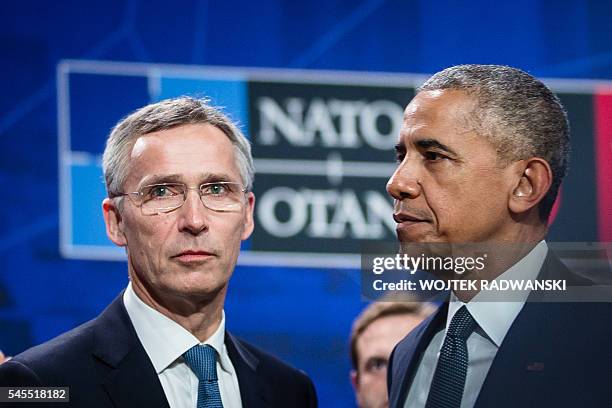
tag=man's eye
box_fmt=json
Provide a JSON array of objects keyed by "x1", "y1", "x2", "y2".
[
  {"x1": 395, "y1": 154, "x2": 405, "y2": 163},
  {"x1": 147, "y1": 185, "x2": 179, "y2": 199},
  {"x1": 424, "y1": 151, "x2": 446, "y2": 161},
  {"x1": 203, "y1": 183, "x2": 228, "y2": 196},
  {"x1": 152, "y1": 186, "x2": 168, "y2": 197},
  {"x1": 365, "y1": 357, "x2": 388, "y2": 373}
]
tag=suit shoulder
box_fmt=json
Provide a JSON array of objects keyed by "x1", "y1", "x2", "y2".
[
  {"x1": 0, "y1": 359, "x2": 42, "y2": 385},
  {"x1": 231, "y1": 337, "x2": 317, "y2": 407},
  {"x1": 235, "y1": 337, "x2": 312, "y2": 381},
  {"x1": 0, "y1": 318, "x2": 97, "y2": 385}
]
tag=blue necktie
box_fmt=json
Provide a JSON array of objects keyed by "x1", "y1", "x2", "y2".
[
  {"x1": 425, "y1": 306, "x2": 477, "y2": 408},
  {"x1": 183, "y1": 345, "x2": 224, "y2": 408}
]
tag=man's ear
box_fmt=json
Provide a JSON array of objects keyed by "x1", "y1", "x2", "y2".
[
  {"x1": 241, "y1": 192, "x2": 255, "y2": 241},
  {"x1": 350, "y1": 369, "x2": 359, "y2": 392},
  {"x1": 508, "y1": 158, "x2": 552, "y2": 215},
  {"x1": 102, "y1": 198, "x2": 127, "y2": 246}
]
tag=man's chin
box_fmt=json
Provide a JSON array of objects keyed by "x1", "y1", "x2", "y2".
[
  {"x1": 396, "y1": 232, "x2": 455, "y2": 250},
  {"x1": 397, "y1": 231, "x2": 418, "y2": 243},
  {"x1": 156, "y1": 271, "x2": 230, "y2": 298},
  {"x1": 165, "y1": 282, "x2": 227, "y2": 303},
  {"x1": 396, "y1": 230, "x2": 438, "y2": 244}
]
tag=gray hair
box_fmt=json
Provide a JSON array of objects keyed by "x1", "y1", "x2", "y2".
[
  {"x1": 418, "y1": 64, "x2": 570, "y2": 221},
  {"x1": 102, "y1": 96, "x2": 254, "y2": 197}
]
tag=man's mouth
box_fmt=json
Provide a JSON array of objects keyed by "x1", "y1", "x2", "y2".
[
  {"x1": 393, "y1": 212, "x2": 431, "y2": 232},
  {"x1": 171, "y1": 250, "x2": 215, "y2": 263},
  {"x1": 393, "y1": 212, "x2": 429, "y2": 223}
]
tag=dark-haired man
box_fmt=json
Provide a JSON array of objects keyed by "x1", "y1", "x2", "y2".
[{"x1": 386, "y1": 65, "x2": 612, "y2": 408}]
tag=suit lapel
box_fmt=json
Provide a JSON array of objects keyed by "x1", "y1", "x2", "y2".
[
  {"x1": 92, "y1": 294, "x2": 170, "y2": 408},
  {"x1": 101, "y1": 347, "x2": 171, "y2": 408},
  {"x1": 474, "y1": 252, "x2": 581, "y2": 408},
  {"x1": 473, "y1": 300, "x2": 550, "y2": 408},
  {"x1": 389, "y1": 302, "x2": 447, "y2": 408},
  {"x1": 225, "y1": 332, "x2": 270, "y2": 407}
]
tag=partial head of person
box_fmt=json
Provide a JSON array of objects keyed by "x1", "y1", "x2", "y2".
[
  {"x1": 387, "y1": 64, "x2": 570, "y2": 245},
  {"x1": 350, "y1": 300, "x2": 434, "y2": 408},
  {"x1": 101, "y1": 96, "x2": 255, "y2": 314},
  {"x1": 0, "y1": 350, "x2": 9, "y2": 364}
]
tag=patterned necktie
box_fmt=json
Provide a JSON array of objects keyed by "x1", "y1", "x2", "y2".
[
  {"x1": 183, "y1": 345, "x2": 224, "y2": 408},
  {"x1": 425, "y1": 306, "x2": 477, "y2": 408}
]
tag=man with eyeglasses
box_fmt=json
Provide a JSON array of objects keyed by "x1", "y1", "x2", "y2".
[{"x1": 0, "y1": 97, "x2": 318, "y2": 408}]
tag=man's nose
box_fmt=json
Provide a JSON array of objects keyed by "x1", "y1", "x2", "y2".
[
  {"x1": 177, "y1": 189, "x2": 209, "y2": 235},
  {"x1": 386, "y1": 160, "x2": 422, "y2": 200}
]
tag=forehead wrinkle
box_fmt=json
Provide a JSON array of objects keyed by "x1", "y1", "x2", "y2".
[
  {"x1": 409, "y1": 89, "x2": 479, "y2": 131},
  {"x1": 138, "y1": 172, "x2": 237, "y2": 187},
  {"x1": 138, "y1": 173, "x2": 182, "y2": 187},
  {"x1": 398, "y1": 121, "x2": 429, "y2": 150},
  {"x1": 400, "y1": 97, "x2": 481, "y2": 154},
  {"x1": 125, "y1": 128, "x2": 241, "y2": 190}
]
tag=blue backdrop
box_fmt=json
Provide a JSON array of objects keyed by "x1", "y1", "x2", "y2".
[{"x1": 2, "y1": 1, "x2": 612, "y2": 406}]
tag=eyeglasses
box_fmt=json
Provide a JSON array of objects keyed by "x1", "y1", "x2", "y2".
[{"x1": 114, "y1": 182, "x2": 247, "y2": 215}]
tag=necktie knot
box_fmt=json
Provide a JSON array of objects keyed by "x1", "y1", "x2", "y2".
[
  {"x1": 183, "y1": 344, "x2": 218, "y2": 382},
  {"x1": 447, "y1": 306, "x2": 476, "y2": 340}
]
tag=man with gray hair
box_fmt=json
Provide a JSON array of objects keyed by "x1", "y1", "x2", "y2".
[
  {"x1": 386, "y1": 65, "x2": 612, "y2": 407},
  {"x1": 0, "y1": 97, "x2": 318, "y2": 408}
]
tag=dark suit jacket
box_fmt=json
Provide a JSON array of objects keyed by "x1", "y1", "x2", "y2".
[
  {"x1": 388, "y1": 252, "x2": 612, "y2": 408},
  {"x1": 0, "y1": 293, "x2": 317, "y2": 408}
]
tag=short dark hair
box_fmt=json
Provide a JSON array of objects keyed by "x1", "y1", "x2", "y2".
[{"x1": 418, "y1": 64, "x2": 570, "y2": 221}]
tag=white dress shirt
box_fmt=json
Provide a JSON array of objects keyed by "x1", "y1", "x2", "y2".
[
  {"x1": 123, "y1": 283, "x2": 243, "y2": 408},
  {"x1": 404, "y1": 241, "x2": 548, "y2": 408}
]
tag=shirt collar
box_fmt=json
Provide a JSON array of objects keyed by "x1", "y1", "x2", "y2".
[
  {"x1": 123, "y1": 282, "x2": 234, "y2": 375},
  {"x1": 447, "y1": 240, "x2": 548, "y2": 347}
]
